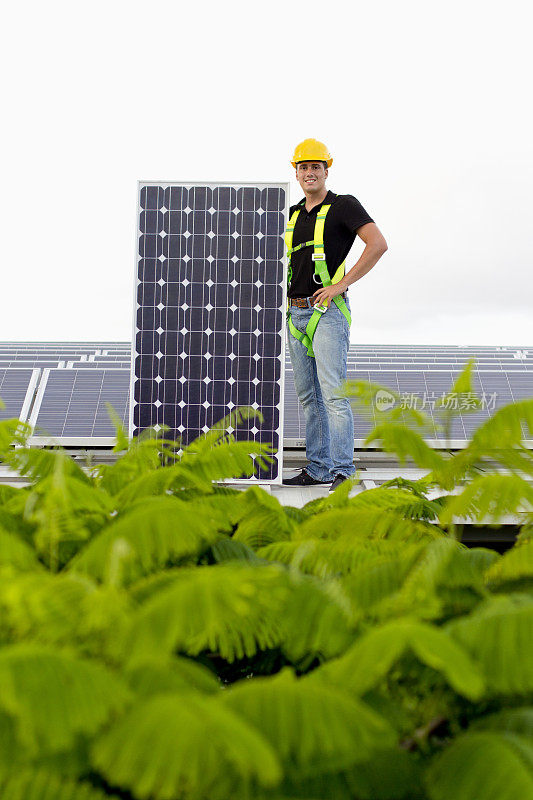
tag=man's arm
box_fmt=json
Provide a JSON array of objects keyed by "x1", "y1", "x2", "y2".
[{"x1": 311, "y1": 222, "x2": 388, "y2": 306}]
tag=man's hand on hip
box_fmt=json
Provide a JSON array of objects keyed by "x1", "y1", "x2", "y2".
[{"x1": 311, "y1": 284, "x2": 346, "y2": 308}]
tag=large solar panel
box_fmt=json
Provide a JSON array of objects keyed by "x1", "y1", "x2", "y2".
[{"x1": 131, "y1": 183, "x2": 289, "y2": 482}]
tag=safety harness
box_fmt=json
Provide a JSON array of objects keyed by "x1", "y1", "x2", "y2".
[{"x1": 284, "y1": 199, "x2": 351, "y2": 357}]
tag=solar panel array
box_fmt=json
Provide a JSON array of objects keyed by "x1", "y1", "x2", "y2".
[
  {"x1": 131, "y1": 183, "x2": 288, "y2": 481},
  {"x1": 0, "y1": 343, "x2": 532, "y2": 448}
]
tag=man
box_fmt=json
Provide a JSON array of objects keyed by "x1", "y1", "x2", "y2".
[{"x1": 282, "y1": 138, "x2": 388, "y2": 491}]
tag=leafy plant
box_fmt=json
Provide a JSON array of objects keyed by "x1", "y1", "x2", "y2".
[{"x1": 0, "y1": 360, "x2": 532, "y2": 799}]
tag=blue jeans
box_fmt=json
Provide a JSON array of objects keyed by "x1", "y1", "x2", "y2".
[{"x1": 287, "y1": 296, "x2": 355, "y2": 481}]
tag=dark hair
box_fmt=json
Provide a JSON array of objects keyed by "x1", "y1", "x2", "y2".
[{"x1": 296, "y1": 161, "x2": 328, "y2": 169}]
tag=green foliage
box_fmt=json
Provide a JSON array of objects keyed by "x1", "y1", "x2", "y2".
[
  {"x1": 0, "y1": 644, "x2": 130, "y2": 754},
  {"x1": 426, "y1": 732, "x2": 533, "y2": 800},
  {"x1": 68, "y1": 496, "x2": 224, "y2": 585},
  {"x1": 92, "y1": 692, "x2": 281, "y2": 800},
  {"x1": 447, "y1": 594, "x2": 533, "y2": 695},
  {"x1": 0, "y1": 364, "x2": 532, "y2": 798},
  {"x1": 119, "y1": 562, "x2": 291, "y2": 663},
  {"x1": 318, "y1": 618, "x2": 485, "y2": 700},
  {"x1": 221, "y1": 668, "x2": 396, "y2": 777}
]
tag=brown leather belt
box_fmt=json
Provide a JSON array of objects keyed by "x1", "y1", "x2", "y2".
[{"x1": 288, "y1": 293, "x2": 345, "y2": 308}]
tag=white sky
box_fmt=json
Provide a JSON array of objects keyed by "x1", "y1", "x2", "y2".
[{"x1": 2, "y1": 0, "x2": 532, "y2": 346}]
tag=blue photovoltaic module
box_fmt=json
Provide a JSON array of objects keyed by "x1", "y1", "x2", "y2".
[{"x1": 130, "y1": 182, "x2": 289, "y2": 482}]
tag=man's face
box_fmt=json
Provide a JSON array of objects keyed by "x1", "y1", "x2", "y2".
[{"x1": 296, "y1": 161, "x2": 328, "y2": 194}]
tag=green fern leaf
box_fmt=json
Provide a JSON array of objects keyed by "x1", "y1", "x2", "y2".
[
  {"x1": 221, "y1": 668, "x2": 395, "y2": 778},
  {"x1": 269, "y1": 747, "x2": 425, "y2": 800},
  {"x1": 91, "y1": 691, "x2": 281, "y2": 800},
  {"x1": 104, "y1": 400, "x2": 130, "y2": 453},
  {"x1": 485, "y1": 540, "x2": 533, "y2": 588},
  {"x1": 209, "y1": 538, "x2": 266, "y2": 564},
  {"x1": 125, "y1": 655, "x2": 220, "y2": 696},
  {"x1": 95, "y1": 438, "x2": 163, "y2": 496},
  {"x1": 111, "y1": 462, "x2": 213, "y2": 507},
  {"x1": 69, "y1": 497, "x2": 222, "y2": 585},
  {"x1": 465, "y1": 546, "x2": 500, "y2": 574},
  {"x1": 381, "y1": 474, "x2": 437, "y2": 498},
  {"x1": 0, "y1": 418, "x2": 32, "y2": 455},
  {"x1": 0, "y1": 499, "x2": 36, "y2": 546},
  {"x1": 121, "y1": 563, "x2": 290, "y2": 662},
  {"x1": 0, "y1": 485, "x2": 21, "y2": 504},
  {"x1": 73, "y1": 584, "x2": 134, "y2": 662},
  {"x1": 3, "y1": 447, "x2": 91, "y2": 486},
  {"x1": 0, "y1": 572, "x2": 133, "y2": 662},
  {"x1": 471, "y1": 397, "x2": 533, "y2": 449},
  {"x1": 0, "y1": 572, "x2": 94, "y2": 644},
  {"x1": 446, "y1": 594, "x2": 533, "y2": 694},
  {"x1": 319, "y1": 619, "x2": 484, "y2": 700},
  {"x1": 259, "y1": 538, "x2": 420, "y2": 582},
  {"x1": 390, "y1": 537, "x2": 488, "y2": 619},
  {"x1": 233, "y1": 487, "x2": 296, "y2": 548},
  {"x1": 439, "y1": 474, "x2": 533, "y2": 524},
  {"x1": 294, "y1": 506, "x2": 439, "y2": 544},
  {"x1": 0, "y1": 528, "x2": 42, "y2": 572},
  {"x1": 128, "y1": 568, "x2": 188, "y2": 604},
  {"x1": 279, "y1": 576, "x2": 354, "y2": 662},
  {"x1": 473, "y1": 707, "x2": 533, "y2": 736},
  {"x1": 0, "y1": 644, "x2": 130, "y2": 754},
  {"x1": 434, "y1": 358, "x2": 482, "y2": 444},
  {"x1": 23, "y1": 462, "x2": 106, "y2": 570},
  {"x1": 0, "y1": 768, "x2": 118, "y2": 800},
  {"x1": 426, "y1": 731, "x2": 533, "y2": 800},
  {"x1": 348, "y1": 486, "x2": 441, "y2": 521},
  {"x1": 341, "y1": 543, "x2": 426, "y2": 614},
  {"x1": 364, "y1": 423, "x2": 445, "y2": 470},
  {"x1": 172, "y1": 407, "x2": 262, "y2": 456},
  {"x1": 179, "y1": 438, "x2": 275, "y2": 483},
  {"x1": 476, "y1": 446, "x2": 533, "y2": 477}
]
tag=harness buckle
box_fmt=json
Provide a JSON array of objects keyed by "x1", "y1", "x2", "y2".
[
  {"x1": 314, "y1": 304, "x2": 328, "y2": 314},
  {"x1": 312, "y1": 253, "x2": 325, "y2": 261}
]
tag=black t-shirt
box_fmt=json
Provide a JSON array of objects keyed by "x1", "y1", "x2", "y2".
[{"x1": 287, "y1": 189, "x2": 374, "y2": 298}]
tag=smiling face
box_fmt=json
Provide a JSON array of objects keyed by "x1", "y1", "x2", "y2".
[{"x1": 295, "y1": 161, "x2": 328, "y2": 195}]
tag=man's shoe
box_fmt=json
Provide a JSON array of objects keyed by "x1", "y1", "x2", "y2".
[
  {"x1": 329, "y1": 474, "x2": 350, "y2": 492},
  {"x1": 282, "y1": 469, "x2": 332, "y2": 487}
]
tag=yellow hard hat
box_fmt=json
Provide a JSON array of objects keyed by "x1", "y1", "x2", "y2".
[{"x1": 291, "y1": 138, "x2": 333, "y2": 168}]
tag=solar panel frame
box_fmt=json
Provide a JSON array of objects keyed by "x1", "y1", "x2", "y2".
[{"x1": 129, "y1": 181, "x2": 289, "y2": 483}]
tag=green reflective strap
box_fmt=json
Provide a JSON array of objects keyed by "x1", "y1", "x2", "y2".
[
  {"x1": 287, "y1": 239, "x2": 315, "y2": 260},
  {"x1": 332, "y1": 295, "x2": 351, "y2": 325},
  {"x1": 313, "y1": 260, "x2": 331, "y2": 286},
  {"x1": 284, "y1": 209, "x2": 301, "y2": 254},
  {"x1": 287, "y1": 311, "x2": 314, "y2": 356},
  {"x1": 313, "y1": 205, "x2": 331, "y2": 285},
  {"x1": 287, "y1": 307, "x2": 328, "y2": 358},
  {"x1": 304, "y1": 310, "x2": 323, "y2": 356},
  {"x1": 285, "y1": 209, "x2": 300, "y2": 291}
]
